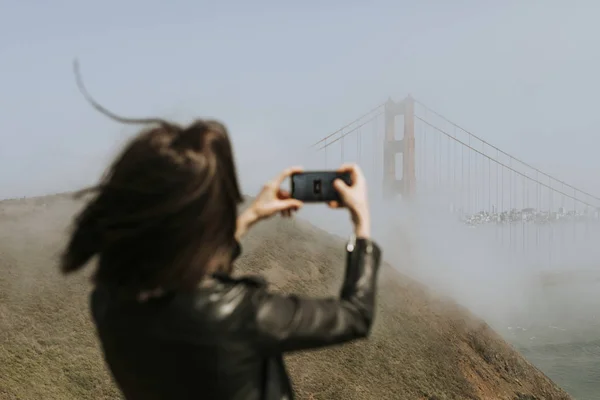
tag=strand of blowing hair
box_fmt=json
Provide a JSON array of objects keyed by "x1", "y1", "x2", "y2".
[{"x1": 61, "y1": 60, "x2": 243, "y2": 294}]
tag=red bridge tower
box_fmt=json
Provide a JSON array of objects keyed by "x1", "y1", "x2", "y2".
[{"x1": 383, "y1": 95, "x2": 416, "y2": 200}]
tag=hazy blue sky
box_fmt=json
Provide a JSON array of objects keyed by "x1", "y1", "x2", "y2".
[{"x1": 1, "y1": 0, "x2": 599, "y2": 199}]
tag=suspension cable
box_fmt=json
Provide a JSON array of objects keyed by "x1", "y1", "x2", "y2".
[
  {"x1": 415, "y1": 116, "x2": 598, "y2": 209},
  {"x1": 310, "y1": 103, "x2": 385, "y2": 148},
  {"x1": 316, "y1": 111, "x2": 384, "y2": 151},
  {"x1": 413, "y1": 98, "x2": 600, "y2": 202}
]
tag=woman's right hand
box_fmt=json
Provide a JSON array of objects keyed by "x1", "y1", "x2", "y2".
[
  {"x1": 329, "y1": 163, "x2": 371, "y2": 239},
  {"x1": 236, "y1": 167, "x2": 304, "y2": 241}
]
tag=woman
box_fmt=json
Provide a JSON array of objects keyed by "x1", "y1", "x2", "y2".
[{"x1": 61, "y1": 73, "x2": 382, "y2": 400}]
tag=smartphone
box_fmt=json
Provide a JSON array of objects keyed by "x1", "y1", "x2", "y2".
[{"x1": 290, "y1": 171, "x2": 352, "y2": 203}]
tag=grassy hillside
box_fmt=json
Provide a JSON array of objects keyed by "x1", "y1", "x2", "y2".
[{"x1": 0, "y1": 195, "x2": 571, "y2": 399}]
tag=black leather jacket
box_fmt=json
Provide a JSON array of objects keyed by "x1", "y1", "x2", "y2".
[{"x1": 91, "y1": 238, "x2": 381, "y2": 400}]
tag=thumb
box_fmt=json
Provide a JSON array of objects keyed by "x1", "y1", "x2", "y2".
[{"x1": 333, "y1": 179, "x2": 350, "y2": 196}]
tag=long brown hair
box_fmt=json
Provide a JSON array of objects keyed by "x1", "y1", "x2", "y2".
[{"x1": 61, "y1": 61, "x2": 243, "y2": 292}]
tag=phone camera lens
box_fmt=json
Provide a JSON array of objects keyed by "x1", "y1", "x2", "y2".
[{"x1": 313, "y1": 179, "x2": 322, "y2": 195}]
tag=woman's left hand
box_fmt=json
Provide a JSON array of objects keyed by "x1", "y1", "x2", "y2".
[{"x1": 236, "y1": 167, "x2": 304, "y2": 240}]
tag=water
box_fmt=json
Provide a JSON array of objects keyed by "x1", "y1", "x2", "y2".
[
  {"x1": 518, "y1": 340, "x2": 600, "y2": 399},
  {"x1": 500, "y1": 281, "x2": 600, "y2": 400}
]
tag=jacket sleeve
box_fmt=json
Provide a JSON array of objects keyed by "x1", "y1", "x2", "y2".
[{"x1": 248, "y1": 238, "x2": 382, "y2": 354}]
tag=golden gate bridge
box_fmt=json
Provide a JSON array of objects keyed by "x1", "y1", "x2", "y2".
[{"x1": 309, "y1": 96, "x2": 600, "y2": 272}]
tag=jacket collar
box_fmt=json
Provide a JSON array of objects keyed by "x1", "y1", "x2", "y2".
[{"x1": 211, "y1": 272, "x2": 267, "y2": 288}]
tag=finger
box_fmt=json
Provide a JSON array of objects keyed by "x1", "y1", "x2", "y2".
[
  {"x1": 271, "y1": 166, "x2": 304, "y2": 188},
  {"x1": 277, "y1": 189, "x2": 291, "y2": 200},
  {"x1": 337, "y1": 162, "x2": 355, "y2": 172},
  {"x1": 328, "y1": 200, "x2": 340, "y2": 209},
  {"x1": 276, "y1": 198, "x2": 303, "y2": 212},
  {"x1": 333, "y1": 178, "x2": 350, "y2": 193},
  {"x1": 333, "y1": 179, "x2": 353, "y2": 205},
  {"x1": 337, "y1": 163, "x2": 363, "y2": 187}
]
